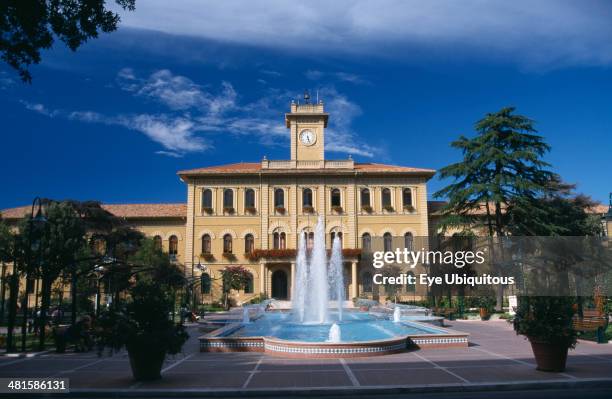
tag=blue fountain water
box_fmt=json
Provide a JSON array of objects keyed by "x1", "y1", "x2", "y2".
[{"x1": 226, "y1": 311, "x2": 446, "y2": 343}]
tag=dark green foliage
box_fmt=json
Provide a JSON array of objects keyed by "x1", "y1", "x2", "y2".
[
  {"x1": 513, "y1": 296, "x2": 577, "y2": 348},
  {"x1": 95, "y1": 281, "x2": 188, "y2": 356},
  {"x1": 434, "y1": 106, "x2": 555, "y2": 236},
  {"x1": 1, "y1": 0, "x2": 135, "y2": 82}
]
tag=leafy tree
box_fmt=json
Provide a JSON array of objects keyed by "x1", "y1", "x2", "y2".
[
  {"x1": 220, "y1": 266, "x2": 250, "y2": 309},
  {"x1": 434, "y1": 107, "x2": 556, "y2": 309},
  {"x1": 0, "y1": 219, "x2": 12, "y2": 323},
  {"x1": 1, "y1": 0, "x2": 135, "y2": 82},
  {"x1": 435, "y1": 106, "x2": 555, "y2": 237},
  {"x1": 36, "y1": 202, "x2": 87, "y2": 349}
]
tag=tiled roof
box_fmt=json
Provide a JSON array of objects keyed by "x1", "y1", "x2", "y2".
[
  {"x1": 177, "y1": 162, "x2": 436, "y2": 175},
  {"x1": 428, "y1": 201, "x2": 609, "y2": 216},
  {"x1": 178, "y1": 162, "x2": 261, "y2": 175},
  {"x1": 1, "y1": 203, "x2": 187, "y2": 220},
  {"x1": 354, "y1": 163, "x2": 435, "y2": 173}
]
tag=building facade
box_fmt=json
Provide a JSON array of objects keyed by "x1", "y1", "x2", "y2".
[
  {"x1": 4, "y1": 101, "x2": 609, "y2": 307},
  {"x1": 177, "y1": 101, "x2": 435, "y2": 304}
]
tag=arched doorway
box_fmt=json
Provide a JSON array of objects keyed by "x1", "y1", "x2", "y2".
[{"x1": 271, "y1": 270, "x2": 288, "y2": 299}]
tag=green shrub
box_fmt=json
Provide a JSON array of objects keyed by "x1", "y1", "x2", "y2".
[{"x1": 513, "y1": 296, "x2": 577, "y2": 348}]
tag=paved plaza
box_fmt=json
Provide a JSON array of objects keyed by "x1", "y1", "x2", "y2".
[{"x1": 0, "y1": 320, "x2": 611, "y2": 396}]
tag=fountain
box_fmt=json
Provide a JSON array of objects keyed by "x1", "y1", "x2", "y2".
[
  {"x1": 199, "y1": 216, "x2": 468, "y2": 358},
  {"x1": 328, "y1": 235, "x2": 345, "y2": 322},
  {"x1": 328, "y1": 323, "x2": 341, "y2": 343},
  {"x1": 305, "y1": 216, "x2": 329, "y2": 323},
  {"x1": 293, "y1": 233, "x2": 308, "y2": 322},
  {"x1": 393, "y1": 306, "x2": 401, "y2": 323}
]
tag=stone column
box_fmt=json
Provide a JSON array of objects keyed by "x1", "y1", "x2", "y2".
[
  {"x1": 351, "y1": 261, "x2": 358, "y2": 299},
  {"x1": 260, "y1": 262, "x2": 265, "y2": 295}
]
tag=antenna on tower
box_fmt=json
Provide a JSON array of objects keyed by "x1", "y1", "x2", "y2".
[
  {"x1": 304, "y1": 90, "x2": 311, "y2": 104},
  {"x1": 316, "y1": 89, "x2": 319, "y2": 104}
]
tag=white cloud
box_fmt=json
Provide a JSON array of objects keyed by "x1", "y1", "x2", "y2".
[
  {"x1": 305, "y1": 70, "x2": 368, "y2": 85},
  {"x1": 22, "y1": 69, "x2": 377, "y2": 158},
  {"x1": 113, "y1": 0, "x2": 612, "y2": 68},
  {"x1": 117, "y1": 68, "x2": 237, "y2": 113}
]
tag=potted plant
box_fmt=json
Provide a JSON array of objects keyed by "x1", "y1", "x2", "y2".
[
  {"x1": 383, "y1": 205, "x2": 394, "y2": 212},
  {"x1": 361, "y1": 205, "x2": 373, "y2": 213},
  {"x1": 303, "y1": 205, "x2": 315, "y2": 214},
  {"x1": 202, "y1": 206, "x2": 213, "y2": 215},
  {"x1": 201, "y1": 253, "x2": 214, "y2": 261},
  {"x1": 332, "y1": 205, "x2": 343, "y2": 213},
  {"x1": 95, "y1": 282, "x2": 189, "y2": 381},
  {"x1": 478, "y1": 296, "x2": 495, "y2": 320},
  {"x1": 513, "y1": 296, "x2": 577, "y2": 372},
  {"x1": 403, "y1": 204, "x2": 415, "y2": 212},
  {"x1": 222, "y1": 252, "x2": 236, "y2": 260},
  {"x1": 223, "y1": 206, "x2": 235, "y2": 214},
  {"x1": 275, "y1": 206, "x2": 286, "y2": 214},
  {"x1": 245, "y1": 206, "x2": 257, "y2": 214}
]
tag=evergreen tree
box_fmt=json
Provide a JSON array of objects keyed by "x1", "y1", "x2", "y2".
[
  {"x1": 435, "y1": 106, "x2": 555, "y2": 237},
  {"x1": 434, "y1": 107, "x2": 556, "y2": 309}
]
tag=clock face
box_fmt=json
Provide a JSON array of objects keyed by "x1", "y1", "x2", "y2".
[{"x1": 299, "y1": 129, "x2": 316, "y2": 146}]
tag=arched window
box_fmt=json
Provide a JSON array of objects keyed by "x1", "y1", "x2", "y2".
[
  {"x1": 201, "y1": 273, "x2": 211, "y2": 294},
  {"x1": 274, "y1": 188, "x2": 284, "y2": 208},
  {"x1": 223, "y1": 189, "x2": 234, "y2": 208},
  {"x1": 244, "y1": 234, "x2": 254, "y2": 254},
  {"x1": 331, "y1": 188, "x2": 341, "y2": 207},
  {"x1": 153, "y1": 235, "x2": 162, "y2": 251},
  {"x1": 201, "y1": 234, "x2": 211, "y2": 254},
  {"x1": 405, "y1": 271, "x2": 415, "y2": 293},
  {"x1": 363, "y1": 272, "x2": 373, "y2": 293},
  {"x1": 361, "y1": 188, "x2": 370, "y2": 207},
  {"x1": 403, "y1": 188, "x2": 413, "y2": 208},
  {"x1": 383, "y1": 232, "x2": 393, "y2": 252},
  {"x1": 302, "y1": 188, "x2": 313, "y2": 207},
  {"x1": 361, "y1": 233, "x2": 371, "y2": 252},
  {"x1": 245, "y1": 188, "x2": 255, "y2": 209},
  {"x1": 382, "y1": 188, "x2": 392, "y2": 208},
  {"x1": 169, "y1": 235, "x2": 178, "y2": 257},
  {"x1": 273, "y1": 231, "x2": 286, "y2": 249},
  {"x1": 244, "y1": 273, "x2": 254, "y2": 294},
  {"x1": 306, "y1": 231, "x2": 314, "y2": 250},
  {"x1": 202, "y1": 189, "x2": 212, "y2": 209},
  {"x1": 223, "y1": 234, "x2": 233, "y2": 254},
  {"x1": 404, "y1": 232, "x2": 414, "y2": 251},
  {"x1": 331, "y1": 231, "x2": 343, "y2": 247}
]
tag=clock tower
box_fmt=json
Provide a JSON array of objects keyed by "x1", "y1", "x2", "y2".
[{"x1": 285, "y1": 92, "x2": 328, "y2": 162}]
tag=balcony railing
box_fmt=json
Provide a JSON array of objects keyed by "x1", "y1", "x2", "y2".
[{"x1": 261, "y1": 159, "x2": 354, "y2": 169}]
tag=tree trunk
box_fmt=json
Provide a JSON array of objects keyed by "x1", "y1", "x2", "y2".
[
  {"x1": 0, "y1": 262, "x2": 6, "y2": 324},
  {"x1": 6, "y1": 272, "x2": 19, "y2": 353},
  {"x1": 71, "y1": 269, "x2": 78, "y2": 325},
  {"x1": 20, "y1": 273, "x2": 29, "y2": 352},
  {"x1": 38, "y1": 277, "x2": 51, "y2": 351}
]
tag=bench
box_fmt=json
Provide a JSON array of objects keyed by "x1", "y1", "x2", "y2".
[
  {"x1": 433, "y1": 307, "x2": 457, "y2": 320},
  {"x1": 573, "y1": 309, "x2": 608, "y2": 344}
]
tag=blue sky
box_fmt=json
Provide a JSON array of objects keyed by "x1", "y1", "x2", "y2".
[{"x1": 1, "y1": 0, "x2": 612, "y2": 209}]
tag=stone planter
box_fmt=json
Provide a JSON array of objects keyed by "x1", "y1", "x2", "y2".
[
  {"x1": 128, "y1": 347, "x2": 166, "y2": 381},
  {"x1": 528, "y1": 338, "x2": 569, "y2": 372}
]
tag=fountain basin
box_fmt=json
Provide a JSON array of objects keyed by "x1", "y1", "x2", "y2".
[{"x1": 199, "y1": 311, "x2": 468, "y2": 358}]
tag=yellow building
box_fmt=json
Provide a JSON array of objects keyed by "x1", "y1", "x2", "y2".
[
  {"x1": 2, "y1": 101, "x2": 611, "y2": 307},
  {"x1": 1, "y1": 100, "x2": 437, "y2": 305},
  {"x1": 177, "y1": 100, "x2": 435, "y2": 304}
]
